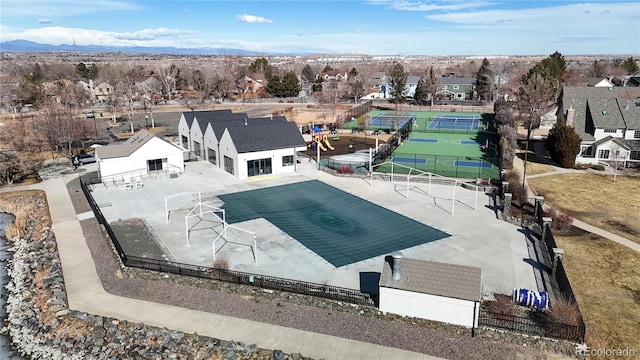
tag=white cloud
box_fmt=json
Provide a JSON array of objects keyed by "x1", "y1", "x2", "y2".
[
  {"x1": 1, "y1": 0, "x2": 139, "y2": 17},
  {"x1": 1, "y1": 26, "x2": 197, "y2": 47},
  {"x1": 236, "y1": 13, "x2": 274, "y2": 24},
  {"x1": 367, "y1": 0, "x2": 495, "y2": 12},
  {"x1": 37, "y1": 19, "x2": 52, "y2": 24}
]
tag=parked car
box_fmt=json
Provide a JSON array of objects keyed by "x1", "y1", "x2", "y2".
[
  {"x1": 86, "y1": 111, "x2": 95, "y2": 118},
  {"x1": 76, "y1": 153, "x2": 96, "y2": 164}
]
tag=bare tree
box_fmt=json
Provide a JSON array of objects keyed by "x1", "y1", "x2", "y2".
[{"x1": 157, "y1": 64, "x2": 181, "y2": 100}]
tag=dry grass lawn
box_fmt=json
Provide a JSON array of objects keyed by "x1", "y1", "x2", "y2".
[
  {"x1": 528, "y1": 173, "x2": 640, "y2": 244},
  {"x1": 518, "y1": 150, "x2": 555, "y2": 176},
  {"x1": 555, "y1": 232, "x2": 640, "y2": 353}
]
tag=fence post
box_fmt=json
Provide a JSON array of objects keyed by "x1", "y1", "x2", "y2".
[
  {"x1": 552, "y1": 248, "x2": 565, "y2": 278},
  {"x1": 534, "y1": 196, "x2": 544, "y2": 218},
  {"x1": 542, "y1": 217, "x2": 552, "y2": 241},
  {"x1": 503, "y1": 193, "x2": 512, "y2": 219}
]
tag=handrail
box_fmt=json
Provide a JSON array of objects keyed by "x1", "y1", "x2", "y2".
[{"x1": 101, "y1": 168, "x2": 148, "y2": 182}]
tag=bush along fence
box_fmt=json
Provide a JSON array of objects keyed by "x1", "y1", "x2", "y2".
[
  {"x1": 79, "y1": 176, "x2": 374, "y2": 307},
  {"x1": 486, "y1": 180, "x2": 586, "y2": 343}
]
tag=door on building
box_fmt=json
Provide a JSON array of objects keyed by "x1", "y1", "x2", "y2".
[{"x1": 247, "y1": 158, "x2": 272, "y2": 177}]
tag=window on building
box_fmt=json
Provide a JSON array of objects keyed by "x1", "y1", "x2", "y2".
[
  {"x1": 181, "y1": 135, "x2": 188, "y2": 149},
  {"x1": 598, "y1": 149, "x2": 610, "y2": 159},
  {"x1": 207, "y1": 148, "x2": 216, "y2": 165},
  {"x1": 224, "y1": 156, "x2": 234, "y2": 175},
  {"x1": 634, "y1": 130, "x2": 640, "y2": 139},
  {"x1": 580, "y1": 146, "x2": 594, "y2": 157},
  {"x1": 282, "y1": 155, "x2": 294, "y2": 166},
  {"x1": 630, "y1": 151, "x2": 640, "y2": 160},
  {"x1": 603, "y1": 129, "x2": 617, "y2": 133},
  {"x1": 147, "y1": 158, "x2": 164, "y2": 171}
]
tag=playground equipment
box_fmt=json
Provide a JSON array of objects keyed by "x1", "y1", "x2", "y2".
[
  {"x1": 314, "y1": 135, "x2": 328, "y2": 151},
  {"x1": 322, "y1": 135, "x2": 335, "y2": 150}
]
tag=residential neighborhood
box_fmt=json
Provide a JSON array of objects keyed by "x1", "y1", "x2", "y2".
[{"x1": 1, "y1": 1, "x2": 639, "y2": 356}]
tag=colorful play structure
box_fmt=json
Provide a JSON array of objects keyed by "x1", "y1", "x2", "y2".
[{"x1": 309, "y1": 134, "x2": 334, "y2": 152}]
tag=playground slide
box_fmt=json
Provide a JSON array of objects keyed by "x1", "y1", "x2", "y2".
[
  {"x1": 322, "y1": 135, "x2": 335, "y2": 151},
  {"x1": 315, "y1": 136, "x2": 327, "y2": 151}
]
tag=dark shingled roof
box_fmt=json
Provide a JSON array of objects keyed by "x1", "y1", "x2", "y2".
[
  {"x1": 226, "y1": 121, "x2": 306, "y2": 153},
  {"x1": 182, "y1": 110, "x2": 233, "y2": 129},
  {"x1": 379, "y1": 257, "x2": 482, "y2": 302},
  {"x1": 559, "y1": 86, "x2": 640, "y2": 141}
]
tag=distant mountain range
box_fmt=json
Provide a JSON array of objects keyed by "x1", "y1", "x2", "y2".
[{"x1": 0, "y1": 39, "x2": 316, "y2": 56}]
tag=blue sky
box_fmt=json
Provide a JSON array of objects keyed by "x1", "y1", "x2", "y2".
[{"x1": 1, "y1": 0, "x2": 638, "y2": 55}]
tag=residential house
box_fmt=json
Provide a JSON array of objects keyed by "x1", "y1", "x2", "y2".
[
  {"x1": 557, "y1": 86, "x2": 640, "y2": 167},
  {"x1": 178, "y1": 110, "x2": 307, "y2": 180},
  {"x1": 96, "y1": 129, "x2": 184, "y2": 184},
  {"x1": 585, "y1": 77, "x2": 614, "y2": 87},
  {"x1": 434, "y1": 77, "x2": 475, "y2": 101},
  {"x1": 236, "y1": 74, "x2": 265, "y2": 97},
  {"x1": 93, "y1": 81, "x2": 114, "y2": 102}
]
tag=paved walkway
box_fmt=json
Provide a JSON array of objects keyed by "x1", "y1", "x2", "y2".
[
  {"x1": 514, "y1": 142, "x2": 640, "y2": 253},
  {"x1": 1, "y1": 175, "x2": 441, "y2": 360}
]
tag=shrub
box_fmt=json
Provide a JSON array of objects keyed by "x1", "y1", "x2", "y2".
[
  {"x1": 213, "y1": 253, "x2": 230, "y2": 269},
  {"x1": 545, "y1": 296, "x2": 581, "y2": 326},
  {"x1": 591, "y1": 164, "x2": 606, "y2": 171},
  {"x1": 486, "y1": 293, "x2": 520, "y2": 317},
  {"x1": 336, "y1": 166, "x2": 354, "y2": 174},
  {"x1": 544, "y1": 208, "x2": 574, "y2": 231}
]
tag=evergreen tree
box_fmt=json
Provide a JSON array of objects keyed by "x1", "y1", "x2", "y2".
[
  {"x1": 547, "y1": 120, "x2": 582, "y2": 168},
  {"x1": 621, "y1": 56, "x2": 639, "y2": 75},
  {"x1": 413, "y1": 76, "x2": 430, "y2": 105},
  {"x1": 281, "y1": 70, "x2": 300, "y2": 97},
  {"x1": 388, "y1": 62, "x2": 407, "y2": 104},
  {"x1": 475, "y1": 58, "x2": 493, "y2": 101},
  {"x1": 301, "y1": 64, "x2": 314, "y2": 82}
]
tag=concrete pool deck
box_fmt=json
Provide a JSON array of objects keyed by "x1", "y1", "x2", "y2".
[{"x1": 89, "y1": 160, "x2": 538, "y2": 296}]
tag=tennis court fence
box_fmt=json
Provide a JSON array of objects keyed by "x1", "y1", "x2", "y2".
[
  {"x1": 375, "y1": 153, "x2": 500, "y2": 179},
  {"x1": 79, "y1": 176, "x2": 375, "y2": 307},
  {"x1": 336, "y1": 100, "x2": 373, "y2": 126}
]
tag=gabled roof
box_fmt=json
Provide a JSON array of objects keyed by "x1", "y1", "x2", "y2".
[
  {"x1": 561, "y1": 98, "x2": 594, "y2": 141},
  {"x1": 96, "y1": 129, "x2": 156, "y2": 159},
  {"x1": 225, "y1": 121, "x2": 306, "y2": 153},
  {"x1": 589, "y1": 98, "x2": 626, "y2": 129},
  {"x1": 439, "y1": 77, "x2": 475, "y2": 86},
  {"x1": 618, "y1": 98, "x2": 640, "y2": 129},
  {"x1": 181, "y1": 110, "x2": 234, "y2": 132},
  {"x1": 379, "y1": 257, "x2": 481, "y2": 302},
  {"x1": 406, "y1": 75, "x2": 421, "y2": 84},
  {"x1": 586, "y1": 77, "x2": 614, "y2": 87}
]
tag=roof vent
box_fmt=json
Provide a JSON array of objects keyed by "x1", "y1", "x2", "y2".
[
  {"x1": 602, "y1": 110, "x2": 608, "y2": 116},
  {"x1": 244, "y1": 119, "x2": 247, "y2": 126},
  {"x1": 391, "y1": 251, "x2": 403, "y2": 281}
]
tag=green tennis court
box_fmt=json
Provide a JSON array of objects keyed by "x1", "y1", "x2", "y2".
[{"x1": 218, "y1": 180, "x2": 450, "y2": 268}]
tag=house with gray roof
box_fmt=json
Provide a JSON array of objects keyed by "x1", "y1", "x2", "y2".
[
  {"x1": 435, "y1": 77, "x2": 476, "y2": 101},
  {"x1": 178, "y1": 110, "x2": 307, "y2": 180},
  {"x1": 557, "y1": 86, "x2": 640, "y2": 167},
  {"x1": 95, "y1": 129, "x2": 185, "y2": 184}
]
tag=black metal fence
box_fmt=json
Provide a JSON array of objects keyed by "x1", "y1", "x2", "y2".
[
  {"x1": 478, "y1": 309, "x2": 585, "y2": 343},
  {"x1": 336, "y1": 100, "x2": 372, "y2": 126},
  {"x1": 79, "y1": 176, "x2": 374, "y2": 306}
]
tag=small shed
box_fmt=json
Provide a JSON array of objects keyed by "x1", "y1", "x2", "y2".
[{"x1": 378, "y1": 253, "x2": 482, "y2": 327}]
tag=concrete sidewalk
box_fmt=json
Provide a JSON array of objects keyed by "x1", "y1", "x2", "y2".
[{"x1": 13, "y1": 175, "x2": 441, "y2": 360}]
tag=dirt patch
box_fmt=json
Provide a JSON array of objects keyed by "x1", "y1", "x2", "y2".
[{"x1": 109, "y1": 218, "x2": 166, "y2": 260}]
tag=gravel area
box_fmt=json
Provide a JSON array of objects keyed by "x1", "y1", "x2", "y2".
[{"x1": 66, "y1": 177, "x2": 566, "y2": 360}]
